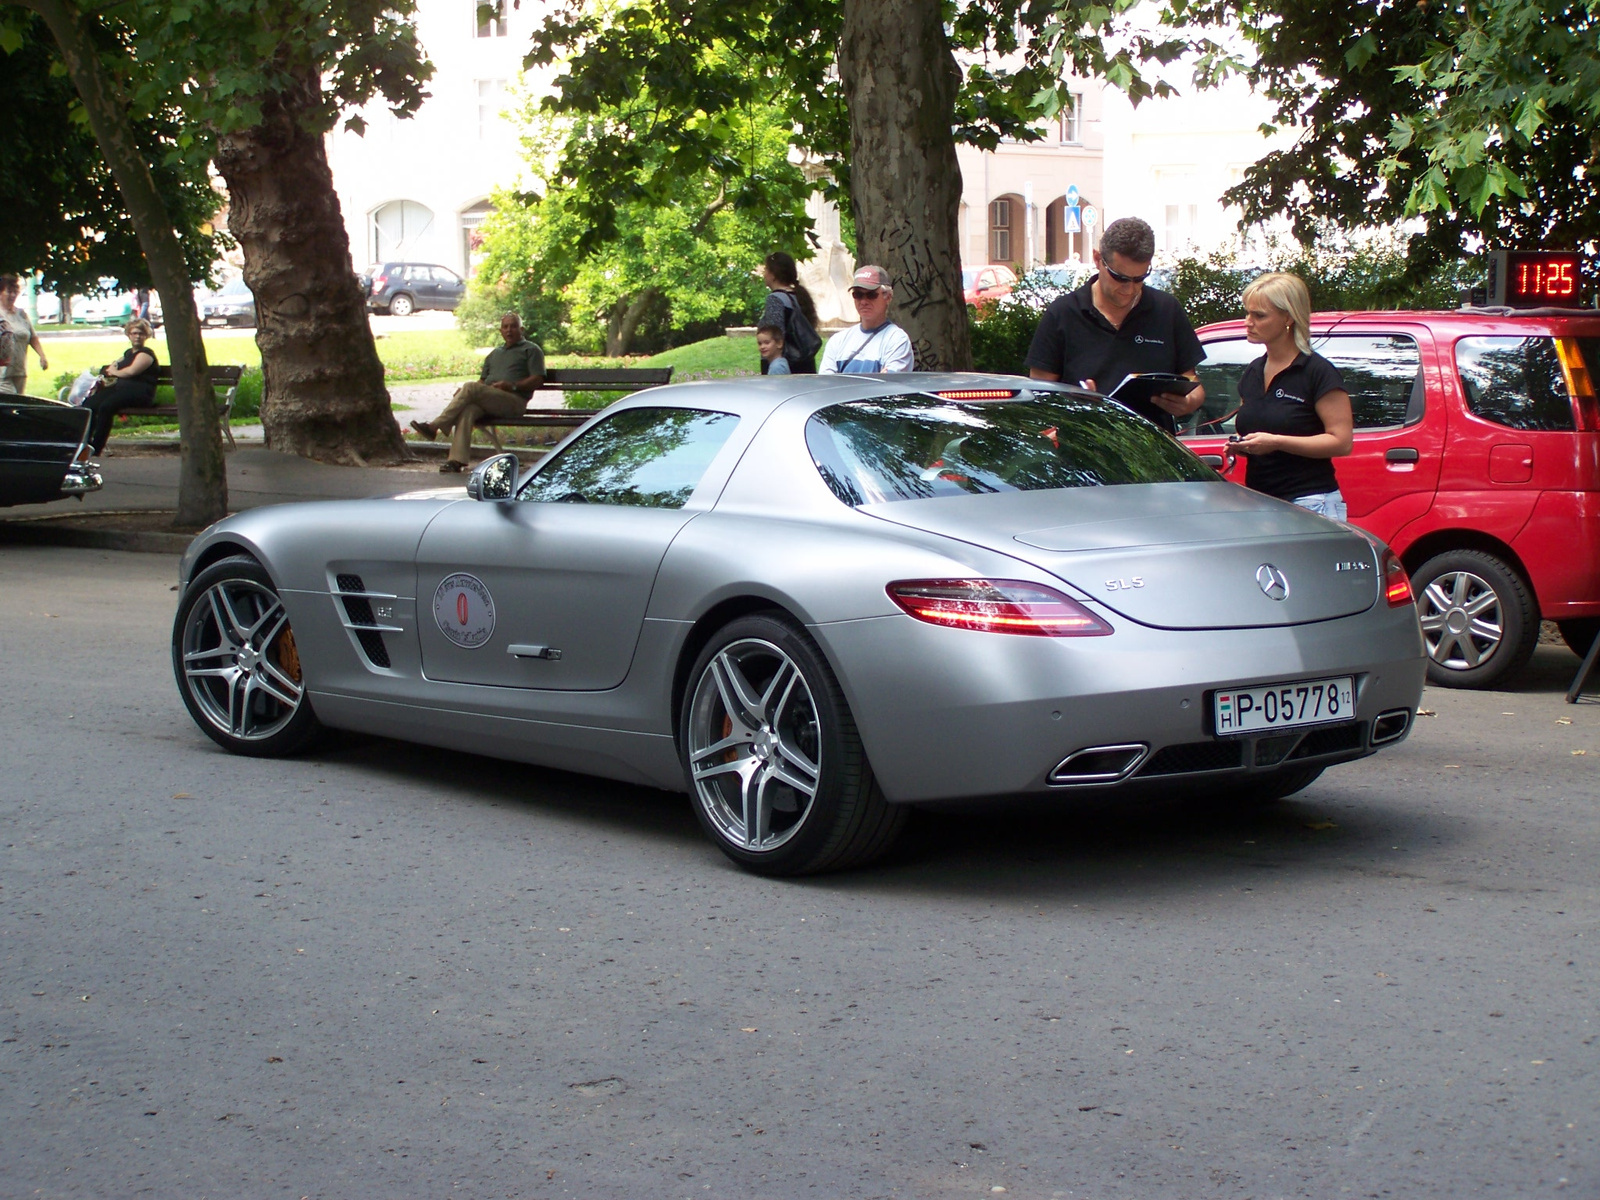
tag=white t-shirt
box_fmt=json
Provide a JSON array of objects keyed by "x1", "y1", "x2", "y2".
[{"x1": 820, "y1": 321, "x2": 914, "y2": 374}]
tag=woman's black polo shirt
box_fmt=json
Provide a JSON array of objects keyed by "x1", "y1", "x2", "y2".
[
  {"x1": 1024, "y1": 278, "x2": 1204, "y2": 432},
  {"x1": 1235, "y1": 350, "x2": 1345, "y2": 500}
]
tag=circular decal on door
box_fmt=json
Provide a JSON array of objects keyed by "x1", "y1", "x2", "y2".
[{"x1": 433, "y1": 573, "x2": 496, "y2": 648}]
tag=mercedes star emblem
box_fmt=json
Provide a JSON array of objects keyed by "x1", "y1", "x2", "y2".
[{"x1": 1256, "y1": 563, "x2": 1290, "y2": 601}]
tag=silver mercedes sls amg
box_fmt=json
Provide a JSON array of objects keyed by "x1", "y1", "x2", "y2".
[{"x1": 172, "y1": 375, "x2": 1426, "y2": 875}]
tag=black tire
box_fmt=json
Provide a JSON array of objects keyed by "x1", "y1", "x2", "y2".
[
  {"x1": 172, "y1": 555, "x2": 322, "y2": 757},
  {"x1": 388, "y1": 293, "x2": 415, "y2": 317},
  {"x1": 1412, "y1": 549, "x2": 1538, "y2": 688},
  {"x1": 678, "y1": 613, "x2": 907, "y2": 876},
  {"x1": 1558, "y1": 618, "x2": 1600, "y2": 659}
]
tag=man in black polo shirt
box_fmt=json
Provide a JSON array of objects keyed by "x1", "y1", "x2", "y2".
[{"x1": 1025, "y1": 217, "x2": 1205, "y2": 433}]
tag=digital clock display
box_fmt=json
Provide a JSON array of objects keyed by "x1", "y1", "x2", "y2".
[{"x1": 1487, "y1": 250, "x2": 1589, "y2": 309}]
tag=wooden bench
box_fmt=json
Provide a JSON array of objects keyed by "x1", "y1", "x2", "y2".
[
  {"x1": 61, "y1": 364, "x2": 245, "y2": 450},
  {"x1": 471, "y1": 367, "x2": 674, "y2": 450}
]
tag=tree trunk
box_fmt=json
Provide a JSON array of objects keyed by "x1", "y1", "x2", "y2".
[
  {"x1": 838, "y1": 0, "x2": 972, "y2": 371},
  {"x1": 605, "y1": 289, "x2": 660, "y2": 356},
  {"x1": 22, "y1": 0, "x2": 227, "y2": 528},
  {"x1": 212, "y1": 69, "x2": 406, "y2": 465}
]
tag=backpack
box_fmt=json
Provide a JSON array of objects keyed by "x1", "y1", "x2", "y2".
[
  {"x1": 771, "y1": 290, "x2": 821, "y2": 367},
  {"x1": 0, "y1": 317, "x2": 13, "y2": 370}
]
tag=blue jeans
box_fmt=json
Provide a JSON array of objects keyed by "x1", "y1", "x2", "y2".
[{"x1": 1293, "y1": 490, "x2": 1347, "y2": 522}]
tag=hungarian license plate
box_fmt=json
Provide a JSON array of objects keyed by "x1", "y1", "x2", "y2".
[
  {"x1": 1214, "y1": 676, "x2": 1354, "y2": 735},
  {"x1": 206, "y1": 317, "x2": 228, "y2": 326}
]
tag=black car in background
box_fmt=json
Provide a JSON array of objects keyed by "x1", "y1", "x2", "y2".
[
  {"x1": 0, "y1": 397, "x2": 102, "y2": 507},
  {"x1": 362, "y1": 263, "x2": 466, "y2": 316},
  {"x1": 199, "y1": 277, "x2": 257, "y2": 328}
]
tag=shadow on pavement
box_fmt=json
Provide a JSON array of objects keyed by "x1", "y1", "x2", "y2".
[{"x1": 301, "y1": 728, "x2": 1458, "y2": 900}]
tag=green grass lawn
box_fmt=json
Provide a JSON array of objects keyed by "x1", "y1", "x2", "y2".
[{"x1": 22, "y1": 326, "x2": 758, "y2": 439}]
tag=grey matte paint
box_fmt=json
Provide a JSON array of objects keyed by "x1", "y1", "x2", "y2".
[{"x1": 177, "y1": 374, "x2": 1427, "y2": 803}]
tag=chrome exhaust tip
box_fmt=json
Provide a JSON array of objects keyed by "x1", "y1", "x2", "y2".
[
  {"x1": 1049, "y1": 743, "x2": 1149, "y2": 786},
  {"x1": 1370, "y1": 709, "x2": 1412, "y2": 746}
]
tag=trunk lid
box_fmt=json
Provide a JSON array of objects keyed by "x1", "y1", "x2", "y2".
[{"x1": 860, "y1": 483, "x2": 1380, "y2": 629}]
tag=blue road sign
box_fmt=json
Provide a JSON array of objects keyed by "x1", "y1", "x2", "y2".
[
  {"x1": 1063, "y1": 206, "x2": 1083, "y2": 234},
  {"x1": 1065, "y1": 185, "x2": 1081, "y2": 208}
]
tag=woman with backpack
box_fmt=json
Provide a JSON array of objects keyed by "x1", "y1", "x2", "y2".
[{"x1": 758, "y1": 252, "x2": 821, "y2": 373}]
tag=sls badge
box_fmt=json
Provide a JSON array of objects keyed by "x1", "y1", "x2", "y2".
[{"x1": 433, "y1": 573, "x2": 496, "y2": 648}]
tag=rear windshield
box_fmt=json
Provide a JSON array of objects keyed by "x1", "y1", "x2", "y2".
[{"x1": 806, "y1": 392, "x2": 1219, "y2": 506}]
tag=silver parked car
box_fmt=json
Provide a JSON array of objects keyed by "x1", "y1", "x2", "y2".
[{"x1": 171, "y1": 376, "x2": 1426, "y2": 875}]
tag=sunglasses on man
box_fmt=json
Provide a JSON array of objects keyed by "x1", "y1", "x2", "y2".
[
  {"x1": 849, "y1": 288, "x2": 888, "y2": 300},
  {"x1": 1101, "y1": 263, "x2": 1152, "y2": 285}
]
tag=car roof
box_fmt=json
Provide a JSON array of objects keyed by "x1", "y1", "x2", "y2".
[
  {"x1": 1199, "y1": 308, "x2": 1600, "y2": 339},
  {"x1": 602, "y1": 372, "x2": 1084, "y2": 423}
]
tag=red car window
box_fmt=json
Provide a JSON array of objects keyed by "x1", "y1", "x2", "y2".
[{"x1": 1456, "y1": 336, "x2": 1576, "y2": 432}]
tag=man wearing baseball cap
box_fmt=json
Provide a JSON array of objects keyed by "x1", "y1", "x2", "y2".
[{"x1": 819, "y1": 265, "x2": 916, "y2": 374}]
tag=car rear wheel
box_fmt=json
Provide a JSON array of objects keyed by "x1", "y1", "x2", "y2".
[
  {"x1": 1413, "y1": 550, "x2": 1538, "y2": 688},
  {"x1": 172, "y1": 555, "x2": 322, "y2": 757},
  {"x1": 680, "y1": 614, "x2": 906, "y2": 876},
  {"x1": 1557, "y1": 618, "x2": 1600, "y2": 659},
  {"x1": 388, "y1": 293, "x2": 414, "y2": 317}
]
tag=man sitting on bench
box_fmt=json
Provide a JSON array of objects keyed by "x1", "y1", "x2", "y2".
[{"x1": 411, "y1": 312, "x2": 544, "y2": 473}]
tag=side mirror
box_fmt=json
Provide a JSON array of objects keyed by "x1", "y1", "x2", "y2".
[{"x1": 467, "y1": 452, "x2": 519, "y2": 501}]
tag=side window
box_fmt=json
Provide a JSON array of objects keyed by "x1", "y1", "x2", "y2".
[
  {"x1": 1317, "y1": 334, "x2": 1423, "y2": 430},
  {"x1": 435, "y1": 267, "x2": 462, "y2": 285},
  {"x1": 1181, "y1": 338, "x2": 1257, "y2": 435},
  {"x1": 517, "y1": 407, "x2": 739, "y2": 509},
  {"x1": 1456, "y1": 336, "x2": 1576, "y2": 433}
]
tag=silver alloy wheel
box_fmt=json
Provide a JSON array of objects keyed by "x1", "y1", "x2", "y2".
[
  {"x1": 389, "y1": 293, "x2": 414, "y2": 316},
  {"x1": 686, "y1": 637, "x2": 822, "y2": 852},
  {"x1": 1418, "y1": 568, "x2": 1504, "y2": 670},
  {"x1": 180, "y1": 577, "x2": 305, "y2": 741}
]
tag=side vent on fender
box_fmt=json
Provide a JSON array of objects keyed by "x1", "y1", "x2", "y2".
[{"x1": 334, "y1": 573, "x2": 394, "y2": 669}]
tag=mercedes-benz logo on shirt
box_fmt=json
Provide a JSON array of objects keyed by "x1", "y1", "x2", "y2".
[{"x1": 1256, "y1": 563, "x2": 1290, "y2": 601}]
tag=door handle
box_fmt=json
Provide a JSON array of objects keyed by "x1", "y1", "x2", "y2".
[
  {"x1": 1198, "y1": 454, "x2": 1224, "y2": 469},
  {"x1": 508, "y1": 644, "x2": 563, "y2": 660},
  {"x1": 1385, "y1": 447, "x2": 1420, "y2": 463}
]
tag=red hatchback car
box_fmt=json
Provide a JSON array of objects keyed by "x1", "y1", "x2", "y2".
[{"x1": 1179, "y1": 308, "x2": 1600, "y2": 687}]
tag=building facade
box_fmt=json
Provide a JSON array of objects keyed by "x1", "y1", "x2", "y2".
[{"x1": 324, "y1": 2, "x2": 1283, "y2": 304}]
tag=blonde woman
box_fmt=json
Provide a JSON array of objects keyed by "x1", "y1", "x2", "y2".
[
  {"x1": 1229, "y1": 272, "x2": 1353, "y2": 520},
  {"x1": 84, "y1": 317, "x2": 159, "y2": 453}
]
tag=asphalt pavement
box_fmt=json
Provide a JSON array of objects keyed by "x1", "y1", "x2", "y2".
[{"x1": 1, "y1": 545, "x2": 1596, "y2": 1198}]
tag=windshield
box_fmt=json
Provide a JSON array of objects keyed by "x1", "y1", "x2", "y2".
[
  {"x1": 961, "y1": 268, "x2": 980, "y2": 288},
  {"x1": 218, "y1": 278, "x2": 252, "y2": 296},
  {"x1": 806, "y1": 392, "x2": 1219, "y2": 506}
]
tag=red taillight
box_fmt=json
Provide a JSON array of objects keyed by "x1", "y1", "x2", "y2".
[
  {"x1": 887, "y1": 579, "x2": 1112, "y2": 637},
  {"x1": 933, "y1": 389, "x2": 1017, "y2": 401},
  {"x1": 1383, "y1": 548, "x2": 1413, "y2": 607},
  {"x1": 371, "y1": 275, "x2": 387, "y2": 293}
]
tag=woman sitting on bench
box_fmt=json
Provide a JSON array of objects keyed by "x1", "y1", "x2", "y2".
[{"x1": 85, "y1": 318, "x2": 160, "y2": 453}]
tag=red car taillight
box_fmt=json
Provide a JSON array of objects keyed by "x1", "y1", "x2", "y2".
[
  {"x1": 1383, "y1": 548, "x2": 1413, "y2": 607},
  {"x1": 371, "y1": 275, "x2": 387, "y2": 294},
  {"x1": 887, "y1": 579, "x2": 1113, "y2": 637}
]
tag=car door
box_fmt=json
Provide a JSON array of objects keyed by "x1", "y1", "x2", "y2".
[
  {"x1": 404, "y1": 264, "x2": 437, "y2": 308},
  {"x1": 431, "y1": 266, "x2": 465, "y2": 310},
  {"x1": 415, "y1": 406, "x2": 742, "y2": 691},
  {"x1": 1314, "y1": 328, "x2": 1443, "y2": 539}
]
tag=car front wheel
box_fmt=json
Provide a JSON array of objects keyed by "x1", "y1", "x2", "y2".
[
  {"x1": 172, "y1": 555, "x2": 322, "y2": 756},
  {"x1": 1413, "y1": 550, "x2": 1538, "y2": 688},
  {"x1": 388, "y1": 293, "x2": 414, "y2": 317},
  {"x1": 680, "y1": 614, "x2": 906, "y2": 876}
]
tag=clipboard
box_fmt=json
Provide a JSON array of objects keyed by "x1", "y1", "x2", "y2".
[{"x1": 1107, "y1": 373, "x2": 1199, "y2": 406}]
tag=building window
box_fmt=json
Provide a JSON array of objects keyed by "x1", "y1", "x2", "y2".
[
  {"x1": 474, "y1": 0, "x2": 507, "y2": 37},
  {"x1": 1164, "y1": 203, "x2": 1199, "y2": 253},
  {"x1": 476, "y1": 79, "x2": 507, "y2": 140},
  {"x1": 370, "y1": 199, "x2": 435, "y2": 265},
  {"x1": 1058, "y1": 93, "x2": 1083, "y2": 144},
  {"x1": 990, "y1": 198, "x2": 1013, "y2": 264}
]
